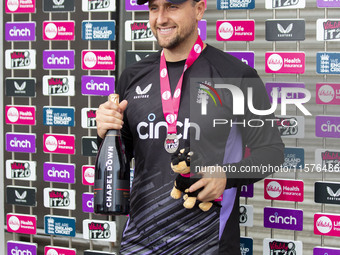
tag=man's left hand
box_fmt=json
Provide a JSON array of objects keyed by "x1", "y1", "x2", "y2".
[{"x1": 189, "y1": 168, "x2": 226, "y2": 202}]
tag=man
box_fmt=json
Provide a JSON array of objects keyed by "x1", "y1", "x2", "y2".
[{"x1": 96, "y1": 0, "x2": 284, "y2": 254}]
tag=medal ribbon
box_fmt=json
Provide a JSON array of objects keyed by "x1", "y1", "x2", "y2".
[{"x1": 159, "y1": 36, "x2": 204, "y2": 134}]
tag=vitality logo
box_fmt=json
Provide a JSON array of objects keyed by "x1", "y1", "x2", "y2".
[
  {"x1": 83, "y1": 220, "x2": 116, "y2": 242},
  {"x1": 45, "y1": 246, "x2": 76, "y2": 255},
  {"x1": 82, "y1": 0, "x2": 116, "y2": 12},
  {"x1": 44, "y1": 188, "x2": 76, "y2": 210},
  {"x1": 81, "y1": 108, "x2": 98, "y2": 129},
  {"x1": 5, "y1": 50, "x2": 36, "y2": 69},
  {"x1": 6, "y1": 160, "x2": 36, "y2": 181},
  {"x1": 82, "y1": 165, "x2": 95, "y2": 185},
  {"x1": 317, "y1": 19, "x2": 340, "y2": 41},
  {"x1": 6, "y1": 0, "x2": 36, "y2": 13},
  {"x1": 265, "y1": 0, "x2": 305, "y2": 9},
  {"x1": 43, "y1": 75, "x2": 75, "y2": 96},
  {"x1": 125, "y1": 20, "x2": 155, "y2": 41}
]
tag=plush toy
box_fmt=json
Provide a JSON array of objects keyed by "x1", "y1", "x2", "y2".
[{"x1": 170, "y1": 147, "x2": 213, "y2": 212}]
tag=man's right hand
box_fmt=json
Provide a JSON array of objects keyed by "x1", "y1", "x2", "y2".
[{"x1": 96, "y1": 99, "x2": 128, "y2": 139}]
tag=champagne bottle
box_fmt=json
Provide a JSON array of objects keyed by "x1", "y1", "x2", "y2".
[{"x1": 94, "y1": 94, "x2": 130, "y2": 215}]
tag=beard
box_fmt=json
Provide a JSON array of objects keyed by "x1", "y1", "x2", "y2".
[{"x1": 155, "y1": 22, "x2": 196, "y2": 50}]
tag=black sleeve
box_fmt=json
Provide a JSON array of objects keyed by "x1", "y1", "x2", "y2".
[{"x1": 224, "y1": 68, "x2": 285, "y2": 189}]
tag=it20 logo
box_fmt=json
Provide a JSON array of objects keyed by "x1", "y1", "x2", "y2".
[
  {"x1": 49, "y1": 190, "x2": 70, "y2": 207},
  {"x1": 88, "y1": 222, "x2": 111, "y2": 239}
]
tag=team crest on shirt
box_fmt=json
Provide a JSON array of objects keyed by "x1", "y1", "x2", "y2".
[{"x1": 134, "y1": 83, "x2": 152, "y2": 99}]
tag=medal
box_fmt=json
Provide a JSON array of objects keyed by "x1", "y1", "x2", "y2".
[
  {"x1": 159, "y1": 36, "x2": 204, "y2": 153},
  {"x1": 164, "y1": 133, "x2": 179, "y2": 154}
]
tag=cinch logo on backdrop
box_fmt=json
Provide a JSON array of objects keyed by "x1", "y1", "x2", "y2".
[
  {"x1": 197, "y1": 82, "x2": 312, "y2": 116},
  {"x1": 5, "y1": 22, "x2": 36, "y2": 41},
  {"x1": 264, "y1": 207, "x2": 303, "y2": 231},
  {"x1": 43, "y1": 162, "x2": 75, "y2": 184},
  {"x1": 7, "y1": 241, "x2": 37, "y2": 255},
  {"x1": 82, "y1": 193, "x2": 94, "y2": 213}
]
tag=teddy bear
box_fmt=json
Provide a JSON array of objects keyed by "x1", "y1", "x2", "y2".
[{"x1": 170, "y1": 147, "x2": 214, "y2": 212}]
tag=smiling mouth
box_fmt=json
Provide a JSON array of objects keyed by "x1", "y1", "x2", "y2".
[{"x1": 158, "y1": 27, "x2": 176, "y2": 35}]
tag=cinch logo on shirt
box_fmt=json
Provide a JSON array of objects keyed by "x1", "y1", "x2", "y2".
[{"x1": 137, "y1": 114, "x2": 201, "y2": 141}]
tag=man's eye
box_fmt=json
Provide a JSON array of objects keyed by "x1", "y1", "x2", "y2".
[
  {"x1": 169, "y1": 5, "x2": 178, "y2": 9},
  {"x1": 149, "y1": 6, "x2": 158, "y2": 11}
]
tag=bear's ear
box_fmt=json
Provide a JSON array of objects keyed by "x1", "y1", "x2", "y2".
[{"x1": 180, "y1": 148, "x2": 185, "y2": 154}]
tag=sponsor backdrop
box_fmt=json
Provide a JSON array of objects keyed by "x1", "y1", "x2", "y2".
[{"x1": 2, "y1": 0, "x2": 340, "y2": 255}]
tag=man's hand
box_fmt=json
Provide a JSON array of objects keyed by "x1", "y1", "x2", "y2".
[
  {"x1": 96, "y1": 99, "x2": 128, "y2": 138},
  {"x1": 189, "y1": 168, "x2": 226, "y2": 202}
]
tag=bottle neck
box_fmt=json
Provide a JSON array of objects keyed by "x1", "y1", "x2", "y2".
[{"x1": 106, "y1": 129, "x2": 120, "y2": 136}]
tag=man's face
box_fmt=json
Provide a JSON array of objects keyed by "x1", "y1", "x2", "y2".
[{"x1": 148, "y1": 0, "x2": 199, "y2": 50}]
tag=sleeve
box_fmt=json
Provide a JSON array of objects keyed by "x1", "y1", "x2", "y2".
[{"x1": 224, "y1": 68, "x2": 285, "y2": 189}]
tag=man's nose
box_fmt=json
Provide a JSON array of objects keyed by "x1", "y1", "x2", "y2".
[{"x1": 157, "y1": 8, "x2": 169, "y2": 25}]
